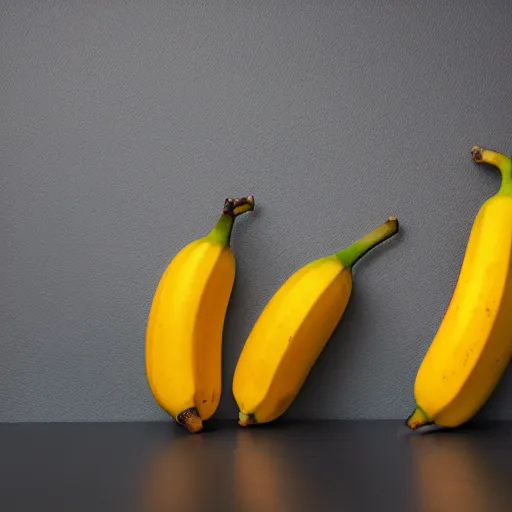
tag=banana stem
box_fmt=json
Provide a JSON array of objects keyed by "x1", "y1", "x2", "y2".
[
  {"x1": 207, "y1": 195, "x2": 255, "y2": 247},
  {"x1": 472, "y1": 146, "x2": 512, "y2": 195},
  {"x1": 335, "y1": 217, "x2": 399, "y2": 269}
]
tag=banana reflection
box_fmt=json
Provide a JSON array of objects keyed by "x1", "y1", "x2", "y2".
[
  {"x1": 139, "y1": 433, "x2": 230, "y2": 511},
  {"x1": 139, "y1": 427, "x2": 348, "y2": 512},
  {"x1": 410, "y1": 430, "x2": 511, "y2": 512},
  {"x1": 234, "y1": 429, "x2": 329, "y2": 512}
]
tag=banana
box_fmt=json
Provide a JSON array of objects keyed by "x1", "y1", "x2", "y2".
[
  {"x1": 233, "y1": 217, "x2": 399, "y2": 426},
  {"x1": 407, "y1": 146, "x2": 512, "y2": 430},
  {"x1": 146, "y1": 195, "x2": 255, "y2": 433}
]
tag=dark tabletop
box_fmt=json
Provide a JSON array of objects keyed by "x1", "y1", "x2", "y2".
[{"x1": 0, "y1": 420, "x2": 511, "y2": 511}]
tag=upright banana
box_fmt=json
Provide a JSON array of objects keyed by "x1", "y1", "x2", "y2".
[
  {"x1": 146, "y1": 196, "x2": 255, "y2": 433},
  {"x1": 407, "y1": 146, "x2": 512, "y2": 430},
  {"x1": 233, "y1": 217, "x2": 399, "y2": 426}
]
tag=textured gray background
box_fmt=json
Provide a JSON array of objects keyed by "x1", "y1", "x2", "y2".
[{"x1": 1, "y1": 0, "x2": 512, "y2": 422}]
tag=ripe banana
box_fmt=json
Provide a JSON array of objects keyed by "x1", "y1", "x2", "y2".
[
  {"x1": 146, "y1": 196, "x2": 255, "y2": 433},
  {"x1": 233, "y1": 217, "x2": 399, "y2": 426},
  {"x1": 407, "y1": 146, "x2": 512, "y2": 430}
]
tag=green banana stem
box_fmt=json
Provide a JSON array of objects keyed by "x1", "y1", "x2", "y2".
[
  {"x1": 207, "y1": 195, "x2": 255, "y2": 247},
  {"x1": 472, "y1": 145, "x2": 512, "y2": 196},
  {"x1": 335, "y1": 217, "x2": 399, "y2": 269}
]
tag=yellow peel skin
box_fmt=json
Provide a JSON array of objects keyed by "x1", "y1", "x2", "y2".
[
  {"x1": 407, "y1": 146, "x2": 512, "y2": 430},
  {"x1": 146, "y1": 196, "x2": 254, "y2": 433},
  {"x1": 234, "y1": 256, "x2": 351, "y2": 425},
  {"x1": 233, "y1": 217, "x2": 399, "y2": 426}
]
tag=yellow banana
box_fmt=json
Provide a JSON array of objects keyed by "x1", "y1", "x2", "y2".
[
  {"x1": 407, "y1": 146, "x2": 512, "y2": 430},
  {"x1": 233, "y1": 217, "x2": 399, "y2": 426},
  {"x1": 146, "y1": 196, "x2": 255, "y2": 433}
]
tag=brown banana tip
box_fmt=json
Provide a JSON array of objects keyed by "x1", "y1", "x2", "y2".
[
  {"x1": 176, "y1": 407, "x2": 203, "y2": 434},
  {"x1": 472, "y1": 145, "x2": 484, "y2": 162},
  {"x1": 405, "y1": 418, "x2": 420, "y2": 430},
  {"x1": 238, "y1": 412, "x2": 256, "y2": 427},
  {"x1": 223, "y1": 195, "x2": 256, "y2": 216},
  {"x1": 405, "y1": 407, "x2": 435, "y2": 431},
  {"x1": 387, "y1": 216, "x2": 399, "y2": 233}
]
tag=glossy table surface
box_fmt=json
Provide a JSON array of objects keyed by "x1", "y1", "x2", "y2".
[{"x1": 0, "y1": 421, "x2": 511, "y2": 511}]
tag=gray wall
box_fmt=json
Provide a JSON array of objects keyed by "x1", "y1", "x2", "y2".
[{"x1": 1, "y1": 0, "x2": 512, "y2": 422}]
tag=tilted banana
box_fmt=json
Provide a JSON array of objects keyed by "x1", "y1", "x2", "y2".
[
  {"x1": 407, "y1": 146, "x2": 512, "y2": 430},
  {"x1": 146, "y1": 196, "x2": 255, "y2": 433},
  {"x1": 233, "y1": 217, "x2": 399, "y2": 426}
]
